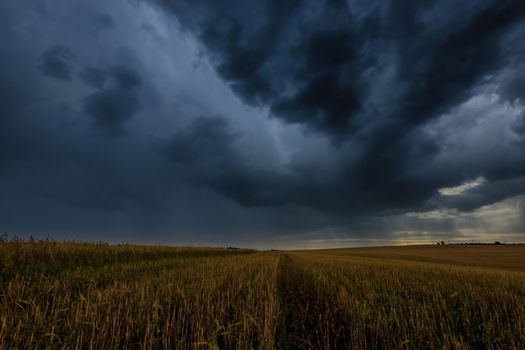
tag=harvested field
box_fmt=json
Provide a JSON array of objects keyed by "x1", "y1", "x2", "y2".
[{"x1": 1, "y1": 241, "x2": 524, "y2": 349}]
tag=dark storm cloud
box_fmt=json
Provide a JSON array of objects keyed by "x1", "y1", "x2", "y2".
[
  {"x1": 500, "y1": 69, "x2": 525, "y2": 105},
  {"x1": 92, "y1": 12, "x2": 115, "y2": 31},
  {"x1": 39, "y1": 45, "x2": 75, "y2": 81},
  {"x1": 159, "y1": 116, "x2": 435, "y2": 214},
  {"x1": 514, "y1": 112, "x2": 525, "y2": 137},
  {"x1": 0, "y1": 71, "x2": 31, "y2": 164},
  {"x1": 389, "y1": 1, "x2": 525, "y2": 125},
  {"x1": 79, "y1": 67, "x2": 108, "y2": 89},
  {"x1": 148, "y1": 0, "x2": 525, "y2": 216},
  {"x1": 112, "y1": 65, "x2": 142, "y2": 89},
  {"x1": 269, "y1": 29, "x2": 362, "y2": 137},
  {"x1": 82, "y1": 66, "x2": 143, "y2": 134},
  {"x1": 162, "y1": 116, "x2": 293, "y2": 207},
  {"x1": 2, "y1": 0, "x2": 525, "y2": 245},
  {"x1": 154, "y1": 0, "x2": 525, "y2": 140},
  {"x1": 162, "y1": 117, "x2": 237, "y2": 165}
]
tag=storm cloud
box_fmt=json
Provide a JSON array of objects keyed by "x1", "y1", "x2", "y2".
[
  {"x1": 155, "y1": 0, "x2": 525, "y2": 136},
  {"x1": 82, "y1": 65, "x2": 143, "y2": 133},
  {"x1": 79, "y1": 67, "x2": 109, "y2": 89},
  {"x1": 151, "y1": 0, "x2": 525, "y2": 214},
  {"x1": 39, "y1": 45, "x2": 75, "y2": 81},
  {"x1": 1, "y1": 0, "x2": 525, "y2": 247}
]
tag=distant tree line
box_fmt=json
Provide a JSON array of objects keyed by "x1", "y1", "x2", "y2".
[{"x1": 435, "y1": 241, "x2": 521, "y2": 245}]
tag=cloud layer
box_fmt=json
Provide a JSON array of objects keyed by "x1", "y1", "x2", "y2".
[
  {"x1": 0, "y1": 0, "x2": 524, "y2": 247},
  {"x1": 152, "y1": 0, "x2": 525, "y2": 214}
]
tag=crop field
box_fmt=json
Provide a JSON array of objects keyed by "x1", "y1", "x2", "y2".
[{"x1": 1, "y1": 240, "x2": 525, "y2": 349}]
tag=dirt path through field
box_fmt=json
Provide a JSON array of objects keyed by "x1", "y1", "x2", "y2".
[
  {"x1": 275, "y1": 254, "x2": 350, "y2": 350},
  {"x1": 276, "y1": 255, "x2": 304, "y2": 349}
]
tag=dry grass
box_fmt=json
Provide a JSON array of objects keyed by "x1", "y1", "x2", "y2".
[
  {"x1": 0, "y1": 240, "x2": 278, "y2": 349},
  {"x1": 1, "y1": 241, "x2": 524, "y2": 349},
  {"x1": 278, "y1": 247, "x2": 525, "y2": 349},
  {"x1": 0, "y1": 238, "x2": 251, "y2": 279}
]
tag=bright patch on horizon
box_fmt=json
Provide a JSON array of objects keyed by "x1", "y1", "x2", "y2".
[{"x1": 438, "y1": 177, "x2": 485, "y2": 196}]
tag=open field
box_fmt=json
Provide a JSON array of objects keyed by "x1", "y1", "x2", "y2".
[
  {"x1": 301, "y1": 244, "x2": 525, "y2": 272},
  {"x1": 1, "y1": 240, "x2": 525, "y2": 349}
]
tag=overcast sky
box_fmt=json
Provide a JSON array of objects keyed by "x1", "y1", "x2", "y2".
[{"x1": 1, "y1": 0, "x2": 524, "y2": 248}]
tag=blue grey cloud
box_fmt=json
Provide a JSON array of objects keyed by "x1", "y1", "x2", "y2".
[
  {"x1": 83, "y1": 66, "x2": 143, "y2": 134},
  {"x1": 39, "y1": 45, "x2": 75, "y2": 81},
  {"x1": 1, "y1": 0, "x2": 525, "y2": 246}
]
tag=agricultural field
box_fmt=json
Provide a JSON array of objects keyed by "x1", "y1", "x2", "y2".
[{"x1": 1, "y1": 240, "x2": 525, "y2": 349}]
